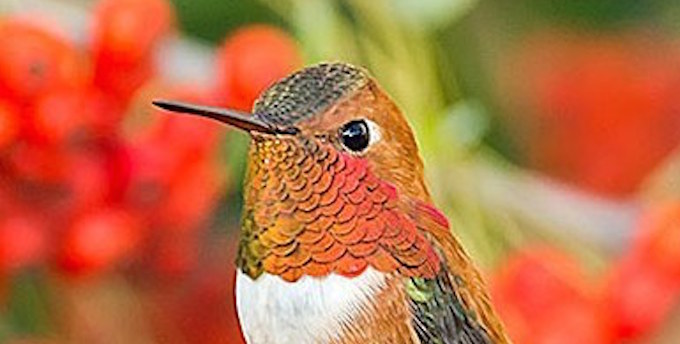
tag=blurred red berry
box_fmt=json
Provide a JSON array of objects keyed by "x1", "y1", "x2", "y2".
[
  {"x1": 0, "y1": 215, "x2": 47, "y2": 271},
  {"x1": 58, "y1": 209, "x2": 141, "y2": 276},
  {"x1": 92, "y1": 0, "x2": 175, "y2": 65},
  {"x1": 180, "y1": 262, "x2": 245, "y2": 344},
  {"x1": 491, "y1": 246, "x2": 609, "y2": 344},
  {"x1": 492, "y1": 246, "x2": 589, "y2": 316},
  {"x1": 92, "y1": 0, "x2": 175, "y2": 100},
  {"x1": 83, "y1": 87, "x2": 127, "y2": 135},
  {"x1": 0, "y1": 18, "x2": 90, "y2": 104},
  {"x1": 601, "y1": 255, "x2": 680, "y2": 341},
  {"x1": 0, "y1": 101, "x2": 19, "y2": 150},
  {"x1": 0, "y1": 183, "x2": 12, "y2": 214},
  {"x1": 498, "y1": 32, "x2": 680, "y2": 198},
  {"x1": 28, "y1": 90, "x2": 90, "y2": 144},
  {"x1": 217, "y1": 25, "x2": 302, "y2": 111},
  {"x1": 94, "y1": 55, "x2": 154, "y2": 102},
  {"x1": 8, "y1": 143, "x2": 69, "y2": 184},
  {"x1": 65, "y1": 153, "x2": 110, "y2": 210},
  {"x1": 126, "y1": 139, "x2": 180, "y2": 208},
  {"x1": 150, "y1": 234, "x2": 198, "y2": 278},
  {"x1": 160, "y1": 159, "x2": 226, "y2": 231},
  {"x1": 632, "y1": 201, "x2": 680, "y2": 283},
  {"x1": 534, "y1": 302, "x2": 611, "y2": 344},
  {"x1": 102, "y1": 140, "x2": 134, "y2": 203},
  {"x1": 148, "y1": 239, "x2": 244, "y2": 343},
  {"x1": 27, "y1": 87, "x2": 126, "y2": 145},
  {"x1": 61, "y1": 143, "x2": 131, "y2": 211},
  {"x1": 149, "y1": 113, "x2": 222, "y2": 157}
]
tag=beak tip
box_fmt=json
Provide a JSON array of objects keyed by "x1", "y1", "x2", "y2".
[
  {"x1": 151, "y1": 99, "x2": 174, "y2": 111},
  {"x1": 149, "y1": 99, "x2": 281, "y2": 135}
]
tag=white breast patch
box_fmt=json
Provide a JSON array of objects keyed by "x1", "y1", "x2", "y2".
[{"x1": 236, "y1": 268, "x2": 387, "y2": 344}]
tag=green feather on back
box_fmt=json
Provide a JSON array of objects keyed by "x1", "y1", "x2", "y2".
[{"x1": 405, "y1": 271, "x2": 492, "y2": 344}]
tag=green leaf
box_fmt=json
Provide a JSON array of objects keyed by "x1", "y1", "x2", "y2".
[{"x1": 4, "y1": 271, "x2": 52, "y2": 337}]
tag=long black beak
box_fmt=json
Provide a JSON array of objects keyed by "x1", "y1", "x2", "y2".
[{"x1": 152, "y1": 99, "x2": 278, "y2": 134}]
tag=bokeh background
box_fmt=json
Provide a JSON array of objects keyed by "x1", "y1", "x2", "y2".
[{"x1": 0, "y1": 0, "x2": 679, "y2": 343}]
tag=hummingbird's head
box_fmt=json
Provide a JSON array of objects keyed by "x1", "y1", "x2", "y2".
[
  {"x1": 154, "y1": 62, "x2": 429, "y2": 200},
  {"x1": 154, "y1": 62, "x2": 438, "y2": 281}
]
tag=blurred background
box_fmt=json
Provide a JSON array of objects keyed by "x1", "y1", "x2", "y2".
[{"x1": 0, "y1": 0, "x2": 679, "y2": 343}]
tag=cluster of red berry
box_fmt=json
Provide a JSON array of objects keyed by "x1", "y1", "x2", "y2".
[
  {"x1": 497, "y1": 31, "x2": 680, "y2": 198},
  {"x1": 492, "y1": 201, "x2": 680, "y2": 344},
  {"x1": 0, "y1": 0, "x2": 301, "y2": 285}
]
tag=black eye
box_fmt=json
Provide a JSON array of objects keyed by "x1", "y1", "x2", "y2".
[{"x1": 340, "y1": 120, "x2": 370, "y2": 152}]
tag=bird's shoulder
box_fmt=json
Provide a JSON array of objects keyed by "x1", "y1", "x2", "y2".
[{"x1": 400, "y1": 199, "x2": 510, "y2": 344}]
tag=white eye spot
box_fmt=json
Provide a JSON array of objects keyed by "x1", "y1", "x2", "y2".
[{"x1": 365, "y1": 119, "x2": 382, "y2": 147}]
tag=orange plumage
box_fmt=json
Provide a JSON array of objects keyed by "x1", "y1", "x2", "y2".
[{"x1": 154, "y1": 62, "x2": 510, "y2": 344}]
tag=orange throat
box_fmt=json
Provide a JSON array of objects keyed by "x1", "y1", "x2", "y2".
[{"x1": 237, "y1": 135, "x2": 441, "y2": 282}]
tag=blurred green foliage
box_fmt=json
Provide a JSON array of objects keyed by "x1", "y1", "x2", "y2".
[
  {"x1": 1, "y1": 272, "x2": 53, "y2": 341},
  {"x1": 168, "y1": 0, "x2": 680, "y2": 267},
  {"x1": 168, "y1": 0, "x2": 670, "y2": 163},
  {"x1": 528, "y1": 0, "x2": 655, "y2": 30},
  {"x1": 170, "y1": 0, "x2": 285, "y2": 43}
]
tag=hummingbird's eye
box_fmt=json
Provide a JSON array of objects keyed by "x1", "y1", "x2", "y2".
[{"x1": 339, "y1": 120, "x2": 370, "y2": 152}]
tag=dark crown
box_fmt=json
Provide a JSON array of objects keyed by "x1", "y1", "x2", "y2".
[{"x1": 252, "y1": 62, "x2": 369, "y2": 126}]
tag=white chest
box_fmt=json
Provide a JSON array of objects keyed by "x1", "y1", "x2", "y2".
[{"x1": 235, "y1": 269, "x2": 387, "y2": 344}]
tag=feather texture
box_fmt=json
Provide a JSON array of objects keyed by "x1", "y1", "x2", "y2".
[{"x1": 234, "y1": 62, "x2": 510, "y2": 344}]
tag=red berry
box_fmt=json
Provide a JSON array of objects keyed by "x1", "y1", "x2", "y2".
[
  {"x1": 161, "y1": 159, "x2": 226, "y2": 230},
  {"x1": 498, "y1": 32, "x2": 680, "y2": 198},
  {"x1": 0, "y1": 101, "x2": 19, "y2": 150},
  {"x1": 535, "y1": 302, "x2": 611, "y2": 344},
  {"x1": 491, "y1": 246, "x2": 608, "y2": 344},
  {"x1": 26, "y1": 87, "x2": 126, "y2": 144},
  {"x1": 94, "y1": 54, "x2": 154, "y2": 102},
  {"x1": 92, "y1": 0, "x2": 175, "y2": 100},
  {"x1": 28, "y1": 89, "x2": 89, "y2": 144},
  {"x1": 217, "y1": 25, "x2": 302, "y2": 111},
  {"x1": 0, "y1": 215, "x2": 47, "y2": 271},
  {"x1": 72, "y1": 159, "x2": 108, "y2": 207},
  {"x1": 0, "y1": 18, "x2": 90, "y2": 104},
  {"x1": 8, "y1": 142, "x2": 69, "y2": 184},
  {"x1": 152, "y1": 113, "x2": 221, "y2": 157},
  {"x1": 63, "y1": 138, "x2": 133, "y2": 206},
  {"x1": 632, "y1": 201, "x2": 680, "y2": 283},
  {"x1": 601, "y1": 256, "x2": 679, "y2": 340},
  {"x1": 58, "y1": 209, "x2": 141, "y2": 276},
  {"x1": 492, "y1": 246, "x2": 590, "y2": 317},
  {"x1": 83, "y1": 87, "x2": 126, "y2": 134},
  {"x1": 151, "y1": 234, "x2": 197, "y2": 278},
  {"x1": 126, "y1": 139, "x2": 179, "y2": 198},
  {"x1": 92, "y1": 0, "x2": 175, "y2": 65}
]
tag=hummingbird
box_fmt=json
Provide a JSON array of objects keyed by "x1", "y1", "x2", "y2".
[{"x1": 153, "y1": 62, "x2": 509, "y2": 344}]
